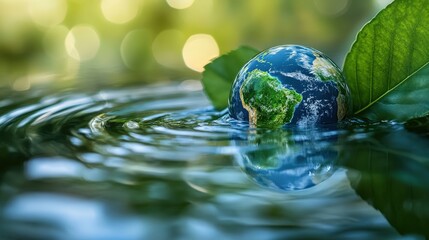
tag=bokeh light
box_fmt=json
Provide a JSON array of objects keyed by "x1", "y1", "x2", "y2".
[
  {"x1": 166, "y1": 0, "x2": 194, "y2": 10},
  {"x1": 375, "y1": 0, "x2": 394, "y2": 9},
  {"x1": 182, "y1": 34, "x2": 219, "y2": 72},
  {"x1": 314, "y1": 0, "x2": 350, "y2": 16},
  {"x1": 152, "y1": 29, "x2": 186, "y2": 69},
  {"x1": 65, "y1": 25, "x2": 100, "y2": 61},
  {"x1": 12, "y1": 77, "x2": 31, "y2": 91},
  {"x1": 27, "y1": 0, "x2": 67, "y2": 27},
  {"x1": 121, "y1": 29, "x2": 153, "y2": 70},
  {"x1": 180, "y1": 79, "x2": 202, "y2": 91},
  {"x1": 101, "y1": 0, "x2": 140, "y2": 24},
  {"x1": 0, "y1": 0, "x2": 389, "y2": 88}
]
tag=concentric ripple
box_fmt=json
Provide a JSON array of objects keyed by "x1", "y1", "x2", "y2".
[
  {"x1": 0, "y1": 83, "x2": 401, "y2": 190},
  {"x1": 0, "y1": 81, "x2": 413, "y2": 185},
  {"x1": 0, "y1": 83, "x2": 347, "y2": 190},
  {"x1": 1, "y1": 82, "x2": 426, "y2": 239}
]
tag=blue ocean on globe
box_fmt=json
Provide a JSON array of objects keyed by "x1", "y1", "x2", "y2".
[{"x1": 228, "y1": 45, "x2": 351, "y2": 127}]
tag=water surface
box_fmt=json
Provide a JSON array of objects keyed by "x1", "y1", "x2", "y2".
[{"x1": 0, "y1": 82, "x2": 428, "y2": 240}]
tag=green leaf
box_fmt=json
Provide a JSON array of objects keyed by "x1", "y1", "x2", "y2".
[
  {"x1": 202, "y1": 46, "x2": 259, "y2": 110},
  {"x1": 343, "y1": 0, "x2": 429, "y2": 121}
]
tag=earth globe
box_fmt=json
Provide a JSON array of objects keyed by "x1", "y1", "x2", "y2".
[{"x1": 228, "y1": 45, "x2": 351, "y2": 128}]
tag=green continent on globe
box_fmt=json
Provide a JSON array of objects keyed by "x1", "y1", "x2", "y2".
[{"x1": 239, "y1": 69, "x2": 302, "y2": 128}]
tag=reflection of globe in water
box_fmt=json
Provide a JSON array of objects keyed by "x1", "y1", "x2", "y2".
[
  {"x1": 236, "y1": 131, "x2": 337, "y2": 191},
  {"x1": 229, "y1": 45, "x2": 351, "y2": 128}
]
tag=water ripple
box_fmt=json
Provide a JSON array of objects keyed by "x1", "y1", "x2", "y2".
[
  {"x1": 0, "y1": 83, "x2": 424, "y2": 240},
  {"x1": 0, "y1": 83, "x2": 400, "y2": 181}
]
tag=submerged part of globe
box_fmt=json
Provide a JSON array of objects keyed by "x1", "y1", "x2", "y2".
[{"x1": 228, "y1": 45, "x2": 351, "y2": 128}]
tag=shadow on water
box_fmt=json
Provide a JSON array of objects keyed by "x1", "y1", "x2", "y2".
[{"x1": 0, "y1": 83, "x2": 428, "y2": 239}]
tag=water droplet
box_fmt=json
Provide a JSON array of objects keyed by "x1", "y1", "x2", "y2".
[{"x1": 125, "y1": 121, "x2": 140, "y2": 130}]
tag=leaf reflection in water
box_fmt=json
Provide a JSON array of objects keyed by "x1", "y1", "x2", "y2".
[{"x1": 341, "y1": 119, "x2": 429, "y2": 239}]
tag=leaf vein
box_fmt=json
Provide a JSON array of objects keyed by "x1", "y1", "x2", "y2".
[
  {"x1": 354, "y1": 53, "x2": 361, "y2": 110},
  {"x1": 386, "y1": 16, "x2": 398, "y2": 91},
  {"x1": 405, "y1": 4, "x2": 423, "y2": 74},
  {"x1": 370, "y1": 27, "x2": 376, "y2": 103},
  {"x1": 355, "y1": 61, "x2": 429, "y2": 114}
]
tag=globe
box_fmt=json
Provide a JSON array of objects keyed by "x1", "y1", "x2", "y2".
[{"x1": 228, "y1": 45, "x2": 351, "y2": 128}]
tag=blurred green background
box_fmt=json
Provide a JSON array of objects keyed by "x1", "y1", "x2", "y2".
[{"x1": 0, "y1": 0, "x2": 392, "y2": 91}]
